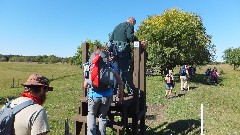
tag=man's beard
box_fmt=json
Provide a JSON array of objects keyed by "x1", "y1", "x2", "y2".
[{"x1": 39, "y1": 93, "x2": 46, "y2": 104}]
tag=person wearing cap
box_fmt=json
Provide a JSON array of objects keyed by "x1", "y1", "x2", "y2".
[
  {"x1": 108, "y1": 17, "x2": 147, "y2": 94},
  {"x1": 10, "y1": 74, "x2": 53, "y2": 135}
]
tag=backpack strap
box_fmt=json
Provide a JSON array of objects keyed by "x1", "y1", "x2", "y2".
[{"x1": 12, "y1": 100, "x2": 36, "y2": 114}]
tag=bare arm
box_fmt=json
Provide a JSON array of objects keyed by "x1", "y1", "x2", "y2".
[{"x1": 83, "y1": 79, "x2": 88, "y2": 88}]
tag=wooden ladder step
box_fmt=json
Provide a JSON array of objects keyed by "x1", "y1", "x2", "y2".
[{"x1": 73, "y1": 115, "x2": 88, "y2": 123}]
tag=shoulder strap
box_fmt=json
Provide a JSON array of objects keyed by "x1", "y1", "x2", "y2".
[{"x1": 12, "y1": 100, "x2": 35, "y2": 114}]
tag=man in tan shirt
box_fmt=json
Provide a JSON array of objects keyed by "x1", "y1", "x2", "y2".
[{"x1": 11, "y1": 74, "x2": 53, "y2": 135}]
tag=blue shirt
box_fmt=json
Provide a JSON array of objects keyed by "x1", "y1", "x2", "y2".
[
  {"x1": 110, "y1": 62, "x2": 118, "y2": 72},
  {"x1": 87, "y1": 62, "x2": 117, "y2": 98},
  {"x1": 88, "y1": 88, "x2": 113, "y2": 98}
]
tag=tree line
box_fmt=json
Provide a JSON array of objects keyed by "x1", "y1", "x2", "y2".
[{"x1": 0, "y1": 54, "x2": 76, "y2": 64}]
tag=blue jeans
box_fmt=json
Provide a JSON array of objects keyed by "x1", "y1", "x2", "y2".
[{"x1": 87, "y1": 96, "x2": 113, "y2": 135}]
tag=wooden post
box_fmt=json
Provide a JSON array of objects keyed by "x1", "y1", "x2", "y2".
[
  {"x1": 74, "y1": 42, "x2": 89, "y2": 135},
  {"x1": 82, "y1": 42, "x2": 89, "y2": 97},
  {"x1": 133, "y1": 41, "x2": 140, "y2": 113},
  {"x1": 132, "y1": 41, "x2": 141, "y2": 134},
  {"x1": 139, "y1": 48, "x2": 146, "y2": 135}
]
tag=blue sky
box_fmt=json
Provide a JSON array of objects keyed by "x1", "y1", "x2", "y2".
[{"x1": 0, "y1": 0, "x2": 239, "y2": 62}]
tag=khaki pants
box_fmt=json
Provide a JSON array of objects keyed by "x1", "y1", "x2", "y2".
[{"x1": 180, "y1": 76, "x2": 188, "y2": 90}]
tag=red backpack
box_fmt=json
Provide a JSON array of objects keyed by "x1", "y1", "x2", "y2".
[
  {"x1": 211, "y1": 71, "x2": 218, "y2": 78},
  {"x1": 87, "y1": 51, "x2": 114, "y2": 91}
]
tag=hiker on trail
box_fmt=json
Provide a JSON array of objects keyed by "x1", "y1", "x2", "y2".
[
  {"x1": 189, "y1": 65, "x2": 196, "y2": 76},
  {"x1": 164, "y1": 70, "x2": 175, "y2": 99},
  {"x1": 84, "y1": 48, "x2": 124, "y2": 135},
  {"x1": 108, "y1": 17, "x2": 147, "y2": 94},
  {"x1": 205, "y1": 67, "x2": 212, "y2": 84},
  {"x1": 179, "y1": 65, "x2": 189, "y2": 91},
  {"x1": 0, "y1": 74, "x2": 53, "y2": 135},
  {"x1": 211, "y1": 67, "x2": 220, "y2": 85}
]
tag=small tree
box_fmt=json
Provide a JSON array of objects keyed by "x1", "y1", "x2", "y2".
[{"x1": 223, "y1": 47, "x2": 240, "y2": 70}]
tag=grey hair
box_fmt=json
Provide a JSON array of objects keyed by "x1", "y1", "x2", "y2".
[{"x1": 127, "y1": 17, "x2": 136, "y2": 23}]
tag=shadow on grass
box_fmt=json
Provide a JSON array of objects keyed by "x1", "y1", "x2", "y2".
[
  {"x1": 189, "y1": 85, "x2": 198, "y2": 90},
  {"x1": 178, "y1": 93, "x2": 185, "y2": 97},
  {"x1": 145, "y1": 122, "x2": 168, "y2": 135},
  {"x1": 146, "y1": 119, "x2": 200, "y2": 135}
]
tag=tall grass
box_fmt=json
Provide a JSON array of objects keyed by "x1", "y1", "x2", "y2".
[{"x1": 1, "y1": 62, "x2": 240, "y2": 134}]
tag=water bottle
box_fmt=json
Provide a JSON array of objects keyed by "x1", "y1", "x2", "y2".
[{"x1": 83, "y1": 62, "x2": 89, "y2": 79}]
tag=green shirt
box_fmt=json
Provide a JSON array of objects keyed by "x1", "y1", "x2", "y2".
[{"x1": 110, "y1": 22, "x2": 135, "y2": 43}]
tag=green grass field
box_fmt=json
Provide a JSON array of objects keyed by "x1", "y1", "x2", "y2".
[{"x1": 1, "y1": 62, "x2": 240, "y2": 135}]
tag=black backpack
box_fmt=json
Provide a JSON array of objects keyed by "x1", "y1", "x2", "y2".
[
  {"x1": 180, "y1": 68, "x2": 187, "y2": 76},
  {"x1": 0, "y1": 99, "x2": 35, "y2": 135}
]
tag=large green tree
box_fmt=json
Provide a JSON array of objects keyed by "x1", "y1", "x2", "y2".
[
  {"x1": 223, "y1": 47, "x2": 240, "y2": 70},
  {"x1": 135, "y1": 8, "x2": 216, "y2": 73}
]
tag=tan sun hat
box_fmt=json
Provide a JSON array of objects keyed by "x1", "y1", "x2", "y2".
[{"x1": 22, "y1": 74, "x2": 53, "y2": 91}]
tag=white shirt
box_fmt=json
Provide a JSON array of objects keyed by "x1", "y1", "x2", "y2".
[{"x1": 10, "y1": 97, "x2": 50, "y2": 135}]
